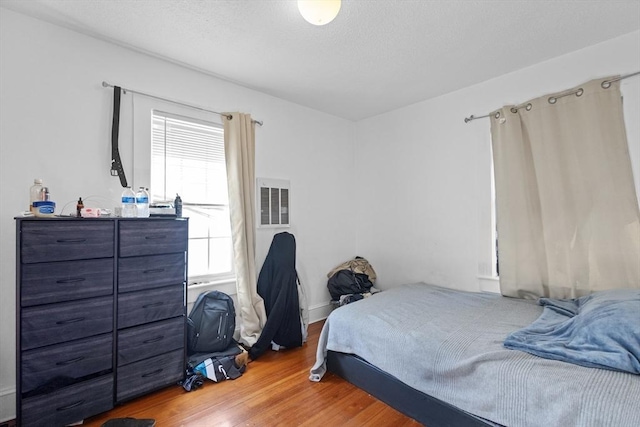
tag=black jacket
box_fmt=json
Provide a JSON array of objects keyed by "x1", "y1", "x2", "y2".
[{"x1": 249, "y1": 232, "x2": 302, "y2": 360}]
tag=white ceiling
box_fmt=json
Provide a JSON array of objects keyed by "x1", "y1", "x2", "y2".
[{"x1": 1, "y1": 0, "x2": 639, "y2": 121}]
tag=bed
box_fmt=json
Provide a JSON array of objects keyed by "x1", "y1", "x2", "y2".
[{"x1": 309, "y1": 283, "x2": 640, "y2": 427}]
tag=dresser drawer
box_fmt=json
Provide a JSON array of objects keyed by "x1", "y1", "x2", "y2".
[
  {"x1": 118, "y1": 317, "x2": 184, "y2": 366},
  {"x1": 22, "y1": 296, "x2": 113, "y2": 350},
  {"x1": 118, "y1": 285, "x2": 184, "y2": 329},
  {"x1": 22, "y1": 333, "x2": 112, "y2": 395},
  {"x1": 119, "y1": 220, "x2": 188, "y2": 257},
  {"x1": 21, "y1": 258, "x2": 113, "y2": 307},
  {"x1": 20, "y1": 221, "x2": 114, "y2": 263},
  {"x1": 21, "y1": 374, "x2": 113, "y2": 427},
  {"x1": 118, "y1": 253, "x2": 185, "y2": 293},
  {"x1": 116, "y1": 349, "x2": 184, "y2": 402}
]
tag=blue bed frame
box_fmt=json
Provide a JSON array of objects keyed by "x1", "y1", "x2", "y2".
[{"x1": 327, "y1": 350, "x2": 497, "y2": 426}]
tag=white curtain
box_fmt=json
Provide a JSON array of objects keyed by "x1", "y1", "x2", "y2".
[
  {"x1": 490, "y1": 77, "x2": 640, "y2": 299},
  {"x1": 223, "y1": 112, "x2": 267, "y2": 346}
]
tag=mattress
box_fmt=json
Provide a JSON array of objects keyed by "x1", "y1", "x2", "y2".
[{"x1": 310, "y1": 283, "x2": 640, "y2": 427}]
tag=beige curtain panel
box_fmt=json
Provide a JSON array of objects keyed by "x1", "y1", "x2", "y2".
[
  {"x1": 490, "y1": 77, "x2": 640, "y2": 299},
  {"x1": 223, "y1": 112, "x2": 267, "y2": 346}
]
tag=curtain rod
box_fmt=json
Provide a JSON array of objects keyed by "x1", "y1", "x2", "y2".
[
  {"x1": 464, "y1": 71, "x2": 640, "y2": 123},
  {"x1": 101, "y1": 81, "x2": 263, "y2": 126}
]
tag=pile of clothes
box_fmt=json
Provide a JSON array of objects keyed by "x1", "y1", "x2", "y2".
[{"x1": 327, "y1": 256, "x2": 379, "y2": 306}]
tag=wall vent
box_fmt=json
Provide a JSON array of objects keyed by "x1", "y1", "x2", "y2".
[{"x1": 257, "y1": 178, "x2": 290, "y2": 228}]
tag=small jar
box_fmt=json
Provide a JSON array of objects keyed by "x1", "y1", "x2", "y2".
[{"x1": 32, "y1": 201, "x2": 56, "y2": 217}]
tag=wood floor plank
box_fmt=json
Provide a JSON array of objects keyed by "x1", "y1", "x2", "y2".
[{"x1": 82, "y1": 321, "x2": 420, "y2": 426}]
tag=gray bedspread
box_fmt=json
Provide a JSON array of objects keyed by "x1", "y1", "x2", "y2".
[{"x1": 310, "y1": 283, "x2": 640, "y2": 427}]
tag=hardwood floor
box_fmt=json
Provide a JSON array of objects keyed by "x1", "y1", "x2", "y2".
[{"x1": 83, "y1": 320, "x2": 420, "y2": 426}]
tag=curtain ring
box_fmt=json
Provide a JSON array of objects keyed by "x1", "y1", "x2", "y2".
[
  {"x1": 576, "y1": 88, "x2": 584, "y2": 97},
  {"x1": 601, "y1": 80, "x2": 612, "y2": 89},
  {"x1": 548, "y1": 97, "x2": 557, "y2": 104},
  {"x1": 511, "y1": 103, "x2": 533, "y2": 113},
  {"x1": 494, "y1": 111, "x2": 501, "y2": 119}
]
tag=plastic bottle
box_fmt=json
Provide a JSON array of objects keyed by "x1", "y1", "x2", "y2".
[
  {"x1": 121, "y1": 186, "x2": 137, "y2": 218},
  {"x1": 76, "y1": 197, "x2": 84, "y2": 217},
  {"x1": 29, "y1": 179, "x2": 44, "y2": 213},
  {"x1": 136, "y1": 187, "x2": 150, "y2": 218},
  {"x1": 174, "y1": 193, "x2": 182, "y2": 218}
]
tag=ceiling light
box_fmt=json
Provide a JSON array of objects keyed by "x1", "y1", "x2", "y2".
[{"x1": 297, "y1": 0, "x2": 341, "y2": 26}]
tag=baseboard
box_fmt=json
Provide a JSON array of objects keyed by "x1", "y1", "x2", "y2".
[
  {"x1": 478, "y1": 276, "x2": 500, "y2": 294},
  {"x1": 308, "y1": 301, "x2": 333, "y2": 324},
  {"x1": 0, "y1": 386, "x2": 16, "y2": 424}
]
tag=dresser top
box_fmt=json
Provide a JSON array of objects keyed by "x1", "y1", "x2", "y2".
[{"x1": 16, "y1": 216, "x2": 188, "y2": 222}]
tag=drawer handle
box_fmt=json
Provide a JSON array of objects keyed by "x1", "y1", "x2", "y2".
[
  {"x1": 143, "y1": 335, "x2": 165, "y2": 344},
  {"x1": 142, "y1": 302, "x2": 164, "y2": 309},
  {"x1": 57, "y1": 400, "x2": 85, "y2": 411},
  {"x1": 144, "y1": 268, "x2": 165, "y2": 274},
  {"x1": 142, "y1": 368, "x2": 164, "y2": 378},
  {"x1": 144, "y1": 235, "x2": 167, "y2": 240},
  {"x1": 56, "y1": 317, "x2": 85, "y2": 325},
  {"x1": 56, "y1": 277, "x2": 86, "y2": 284},
  {"x1": 56, "y1": 238, "x2": 87, "y2": 244},
  {"x1": 56, "y1": 356, "x2": 85, "y2": 366}
]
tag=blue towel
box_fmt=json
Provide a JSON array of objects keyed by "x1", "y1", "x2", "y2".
[{"x1": 504, "y1": 289, "x2": 640, "y2": 374}]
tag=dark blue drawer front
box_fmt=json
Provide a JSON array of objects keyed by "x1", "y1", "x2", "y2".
[
  {"x1": 21, "y1": 296, "x2": 113, "y2": 350},
  {"x1": 118, "y1": 253, "x2": 185, "y2": 293},
  {"x1": 22, "y1": 333, "x2": 113, "y2": 394},
  {"x1": 20, "y1": 221, "x2": 114, "y2": 263},
  {"x1": 21, "y1": 258, "x2": 114, "y2": 307},
  {"x1": 119, "y1": 219, "x2": 188, "y2": 257},
  {"x1": 116, "y1": 349, "x2": 184, "y2": 402},
  {"x1": 118, "y1": 317, "x2": 184, "y2": 366},
  {"x1": 118, "y1": 285, "x2": 184, "y2": 329},
  {"x1": 22, "y1": 375, "x2": 113, "y2": 427}
]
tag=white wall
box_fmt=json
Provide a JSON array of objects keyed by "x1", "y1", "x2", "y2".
[
  {"x1": 354, "y1": 31, "x2": 640, "y2": 293},
  {"x1": 1, "y1": 6, "x2": 639, "y2": 423},
  {"x1": 0, "y1": 8, "x2": 356, "y2": 421}
]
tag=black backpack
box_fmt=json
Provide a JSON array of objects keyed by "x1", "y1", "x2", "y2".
[{"x1": 187, "y1": 290, "x2": 236, "y2": 355}]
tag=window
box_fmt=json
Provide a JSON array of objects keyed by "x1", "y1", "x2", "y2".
[
  {"x1": 476, "y1": 132, "x2": 499, "y2": 292},
  {"x1": 151, "y1": 111, "x2": 233, "y2": 284}
]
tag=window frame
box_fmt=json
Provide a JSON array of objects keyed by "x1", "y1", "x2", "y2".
[
  {"x1": 132, "y1": 96, "x2": 235, "y2": 286},
  {"x1": 476, "y1": 130, "x2": 500, "y2": 293}
]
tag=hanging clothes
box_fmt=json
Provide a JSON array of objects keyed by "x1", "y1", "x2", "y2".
[{"x1": 249, "y1": 232, "x2": 308, "y2": 360}]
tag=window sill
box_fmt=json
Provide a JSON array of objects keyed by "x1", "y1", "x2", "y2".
[
  {"x1": 187, "y1": 278, "x2": 237, "y2": 304},
  {"x1": 189, "y1": 277, "x2": 236, "y2": 289}
]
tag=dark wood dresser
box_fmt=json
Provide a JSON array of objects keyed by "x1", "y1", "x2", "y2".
[{"x1": 15, "y1": 217, "x2": 188, "y2": 426}]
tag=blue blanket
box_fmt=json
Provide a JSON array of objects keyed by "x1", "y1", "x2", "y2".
[{"x1": 504, "y1": 289, "x2": 640, "y2": 374}]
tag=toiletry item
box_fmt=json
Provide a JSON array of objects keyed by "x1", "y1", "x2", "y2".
[
  {"x1": 29, "y1": 179, "x2": 44, "y2": 213},
  {"x1": 174, "y1": 194, "x2": 182, "y2": 217},
  {"x1": 121, "y1": 186, "x2": 137, "y2": 218},
  {"x1": 136, "y1": 187, "x2": 150, "y2": 218},
  {"x1": 32, "y1": 201, "x2": 56, "y2": 217},
  {"x1": 81, "y1": 207, "x2": 101, "y2": 217},
  {"x1": 76, "y1": 197, "x2": 84, "y2": 217}
]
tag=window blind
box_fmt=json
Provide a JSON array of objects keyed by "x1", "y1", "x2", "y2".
[{"x1": 151, "y1": 111, "x2": 228, "y2": 205}]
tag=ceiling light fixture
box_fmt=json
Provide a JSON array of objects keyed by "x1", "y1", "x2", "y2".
[{"x1": 297, "y1": 0, "x2": 341, "y2": 26}]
